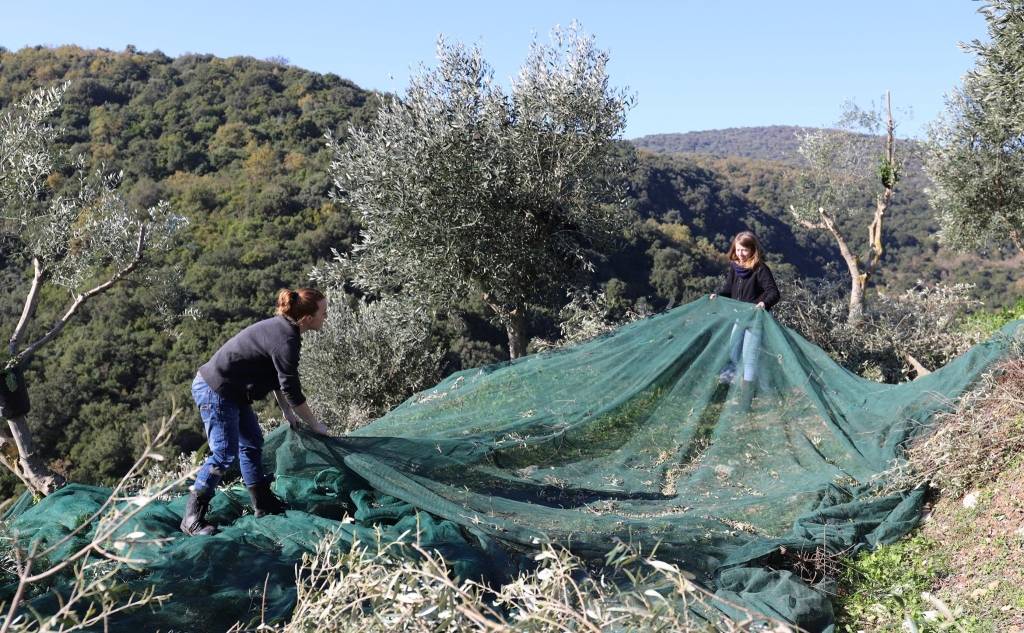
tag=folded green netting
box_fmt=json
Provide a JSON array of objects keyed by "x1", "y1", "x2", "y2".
[{"x1": 4, "y1": 298, "x2": 1021, "y2": 632}]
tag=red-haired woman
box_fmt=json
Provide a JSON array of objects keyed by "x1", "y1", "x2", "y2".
[
  {"x1": 181, "y1": 288, "x2": 330, "y2": 536},
  {"x1": 710, "y1": 231, "x2": 780, "y2": 409}
]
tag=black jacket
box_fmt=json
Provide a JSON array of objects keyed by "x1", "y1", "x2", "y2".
[
  {"x1": 199, "y1": 315, "x2": 306, "y2": 407},
  {"x1": 716, "y1": 264, "x2": 781, "y2": 310}
]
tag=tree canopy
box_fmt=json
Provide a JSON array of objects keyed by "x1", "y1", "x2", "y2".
[
  {"x1": 326, "y1": 28, "x2": 634, "y2": 357},
  {"x1": 926, "y1": 0, "x2": 1024, "y2": 256}
]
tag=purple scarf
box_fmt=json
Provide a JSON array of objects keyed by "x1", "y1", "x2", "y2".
[{"x1": 732, "y1": 261, "x2": 753, "y2": 279}]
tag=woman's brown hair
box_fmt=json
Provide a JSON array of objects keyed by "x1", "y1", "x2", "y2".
[
  {"x1": 726, "y1": 231, "x2": 763, "y2": 270},
  {"x1": 275, "y1": 288, "x2": 325, "y2": 321}
]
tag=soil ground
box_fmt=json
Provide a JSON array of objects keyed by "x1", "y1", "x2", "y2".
[{"x1": 920, "y1": 454, "x2": 1024, "y2": 631}]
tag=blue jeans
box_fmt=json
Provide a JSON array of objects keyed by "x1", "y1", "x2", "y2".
[
  {"x1": 727, "y1": 322, "x2": 763, "y2": 383},
  {"x1": 191, "y1": 373, "x2": 269, "y2": 492}
]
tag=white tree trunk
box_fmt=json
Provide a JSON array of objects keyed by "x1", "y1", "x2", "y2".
[
  {"x1": 847, "y1": 274, "x2": 866, "y2": 326},
  {"x1": 2, "y1": 414, "x2": 63, "y2": 494}
]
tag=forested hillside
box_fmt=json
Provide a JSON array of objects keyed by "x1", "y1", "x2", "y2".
[
  {"x1": 1, "y1": 45, "x2": 1021, "y2": 493},
  {"x1": 0, "y1": 45, "x2": 372, "y2": 489},
  {"x1": 0, "y1": 46, "x2": 762, "y2": 490}
]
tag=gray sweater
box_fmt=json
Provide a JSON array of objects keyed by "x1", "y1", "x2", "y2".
[{"x1": 199, "y1": 315, "x2": 306, "y2": 407}]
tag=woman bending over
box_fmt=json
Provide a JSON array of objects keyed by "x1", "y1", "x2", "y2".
[{"x1": 181, "y1": 288, "x2": 330, "y2": 536}]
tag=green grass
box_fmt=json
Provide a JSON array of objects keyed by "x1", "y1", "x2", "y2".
[
  {"x1": 834, "y1": 535, "x2": 950, "y2": 632},
  {"x1": 962, "y1": 297, "x2": 1024, "y2": 338}
]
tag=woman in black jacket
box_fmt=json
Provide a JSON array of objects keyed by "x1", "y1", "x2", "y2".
[
  {"x1": 710, "y1": 231, "x2": 780, "y2": 409},
  {"x1": 710, "y1": 230, "x2": 780, "y2": 310},
  {"x1": 180, "y1": 288, "x2": 330, "y2": 536}
]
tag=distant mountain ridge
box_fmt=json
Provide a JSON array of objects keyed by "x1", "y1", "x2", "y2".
[{"x1": 631, "y1": 126, "x2": 809, "y2": 163}]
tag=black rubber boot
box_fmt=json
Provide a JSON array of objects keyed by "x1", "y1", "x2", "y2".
[
  {"x1": 180, "y1": 487, "x2": 218, "y2": 536},
  {"x1": 247, "y1": 480, "x2": 288, "y2": 518}
]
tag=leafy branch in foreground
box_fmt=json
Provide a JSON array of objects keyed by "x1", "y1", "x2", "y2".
[{"x1": 0, "y1": 403, "x2": 198, "y2": 632}]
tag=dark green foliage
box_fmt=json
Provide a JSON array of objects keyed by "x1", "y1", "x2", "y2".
[
  {"x1": 0, "y1": 46, "x2": 369, "y2": 489},
  {"x1": 877, "y1": 155, "x2": 901, "y2": 190}
]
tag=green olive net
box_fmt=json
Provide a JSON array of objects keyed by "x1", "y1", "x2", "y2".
[{"x1": 4, "y1": 298, "x2": 1021, "y2": 631}]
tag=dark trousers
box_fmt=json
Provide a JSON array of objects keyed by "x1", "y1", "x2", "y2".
[{"x1": 190, "y1": 373, "x2": 268, "y2": 492}]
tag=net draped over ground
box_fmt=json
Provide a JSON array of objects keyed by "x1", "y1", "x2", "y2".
[{"x1": 5, "y1": 297, "x2": 1022, "y2": 631}]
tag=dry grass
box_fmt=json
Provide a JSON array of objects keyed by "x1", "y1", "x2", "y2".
[
  {"x1": 921, "y1": 458, "x2": 1024, "y2": 629},
  {"x1": 891, "y1": 342, "x2": 1024, "y2": 498},
  {"x1": 245, "y1": 533, "x2": 798, "y2": 633}
]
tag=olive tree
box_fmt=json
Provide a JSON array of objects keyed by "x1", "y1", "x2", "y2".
[
  {"x1": 0, "y1": 84, "x2": 185, "y2": 494},
  {"x1": 327, "y1": 26, "x2": 633, "y2": 358},
  {"x1": 925, "y1": 0, "x2": 1024, "y2": 256},
  {"x1": 789, "y1": 93, "x2": 903, "y2": 325}
]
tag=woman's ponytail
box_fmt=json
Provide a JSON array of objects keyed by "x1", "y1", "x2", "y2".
[{"x1": 275, "y1": 288, "x2": 325, "y2": 320}]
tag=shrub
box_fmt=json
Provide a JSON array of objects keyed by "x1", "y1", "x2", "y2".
[
  {"x1": 530, "y1": 289, "x2": 651, "y2": 352},
  {"x1": 300, "y1": 292, "x2": 443, "y2": 432},
  {"x1": 775, "y1": 276, "x2": 984, "y2": 381}
]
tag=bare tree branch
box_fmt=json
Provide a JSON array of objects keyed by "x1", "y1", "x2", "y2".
[
  {"x1": 864, "y1": 91, "x2": 896, "y2": 280},
  {"x1": 905, "y1": 353, "x2": 932, "y2": 378},
  {"x1": 7, "y1": 258, "x2": 44, "y2": 358},
  {"x1": 0, "y1": 449, "x2": 37, "y2": 494},
  {"x1": 788, "y1": 205, "x2": 827, "y2": 231},
  {"x1": 0, "y1": 405, "x2": 192, "y2": 631},
  {"x1": 0, "y1": 545, "x2": 33, "y2": 633},
  {"x1": 9, "y1": 225, "x2": 146, "y2": 369}
]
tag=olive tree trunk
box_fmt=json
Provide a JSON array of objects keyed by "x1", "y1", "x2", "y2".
[
  {"x1": 792, "y1": 92, "x2": 898, "y2": 327},
  {"x1": 483, "y1": 293, "x2": 530, "y2": 360},
  {"x1": 0, "y1": 416, "x2": 62, "y2": 494},
  {"x1": 505, "y1": 310, "x2": 529, "y2": 360},
  {"x1": 3, "y1": 232, "x2": 147, "y2": 495}
]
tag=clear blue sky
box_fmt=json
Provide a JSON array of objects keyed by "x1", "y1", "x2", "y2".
[{"x1": 0, "y1": 1, "x2": 988, "y2": 139}]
